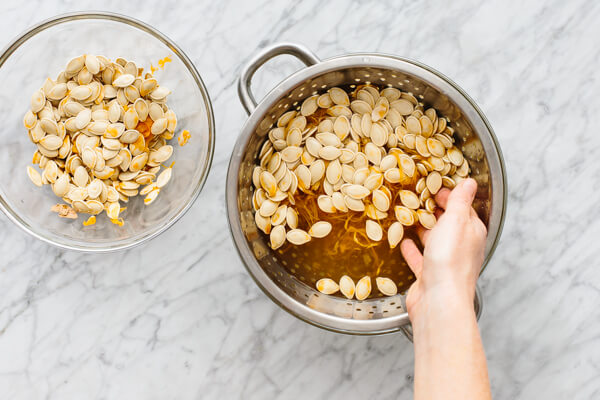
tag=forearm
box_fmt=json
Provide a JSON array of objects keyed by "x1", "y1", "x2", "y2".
[{"x1": 412, "y1": 290, "x2": 492, "y2": 400}]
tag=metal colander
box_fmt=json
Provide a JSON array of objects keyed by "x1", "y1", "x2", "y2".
[{"x1": 226, "y1": 43, "x2": 506, "y2": 336}]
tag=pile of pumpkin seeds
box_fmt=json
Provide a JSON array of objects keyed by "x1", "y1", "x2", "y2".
[
  {"x1": 251, "y1": 84, "x2": 470, "y2": 298},
  {"x1": 24, "y1": 54, "x2": 177, "y2": 225}
]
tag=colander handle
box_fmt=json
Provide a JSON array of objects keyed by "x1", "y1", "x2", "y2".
[
  {"x1": 400, "y1": 285, "x2": 484, "y2": 341},
  {"x1": 238, "y1": 42, "x2": 321, "y2": 114}
]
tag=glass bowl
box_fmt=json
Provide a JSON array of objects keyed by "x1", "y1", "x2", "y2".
[{"x1": 0, "y1": 12, "x2": 215, "y2": 252}]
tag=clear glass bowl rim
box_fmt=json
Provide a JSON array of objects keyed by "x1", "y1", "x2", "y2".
[{"x1": 0, "y1": 11, "x2": 215, "y2": 252}]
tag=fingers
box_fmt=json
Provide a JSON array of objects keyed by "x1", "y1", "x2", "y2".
[
  {"x1": 434, "y1": 188, "x2": 451, "y2": 210},
  {"x1": 400, "y1": 238, "x2": 423, "y2": 278},
  {"x1": 444, "y1": 178, "x2": 478, "y2": 215},
  {"x1": 417, "y1": 226, "x2": 430, "y2": 246}
]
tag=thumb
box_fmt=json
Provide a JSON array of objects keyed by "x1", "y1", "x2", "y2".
[{"x1": 445, "y1": 178, "x2": 477, "y2": 215}]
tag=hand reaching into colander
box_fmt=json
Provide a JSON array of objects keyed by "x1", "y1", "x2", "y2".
[{"x1": 400, "y1": 178, "x2": 492, "y2": 400}]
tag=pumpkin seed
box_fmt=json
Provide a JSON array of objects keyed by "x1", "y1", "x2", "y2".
[
  {"x1": 309, "y1": 221, "x2": 332, "y2": 238},
  {"x1": 309, "y1": 160, "x2": 325, "y2": 185},
  {"x1": 281, "y1": 146, "x2": 302, "y2": 163},
  {"x1": 387, "y1": 222, "x2": 404, "y2": 248},
  {"x1": 365, "y1": 220, "x2": 383, "y2": 241},
  {"x1": 270, "y1": 225, "x2": 286, "y2": 250},
  {"x1": 363, "y1": 172, "x2": 383, "y2": 191},
  {"x1": 372, "y1": 189, "x2": 390, "y2": 212},
  {"x1": 112, "y1": 74, "x2": 135, "y2": 88},
  {"x1": 317, "y1": 93, "x2": 333, "y2": 108},
  {"x1": 156, "y1": 167, "x2": 172, "y2": 188},
  {"x1": 355, "y1": 276, "x2": 372, "y2": 301},
  {"x1": 339, "y1": 275, "x2": 355, "y2": 299},
  {"x1": 344, "y1": 195, "x2": 365, "y2": 212},
  {"x1": 447, "y1": 147, "x2": 464, "y2": 166},
  {"x1": 287, "y1": 229, "x2": 311, "y2": 245},
  {"x1": 329, "y1": 87, "x2": 349, "y2": 106},
  {"x1": 39, "y1": 135, "x2": 62, "y2": 151},
  {"x1": 317, "y1": 195, "x2": 336, "y2": 213},
  {"x1": 325, "y1": 159, "x2": 342, "y2": 184},
  {"x1": 376, "y1": 277, "x2": 398, "y2": 296},
  {"x1": 417, "y1": 209, "x2": 436, "y2": 229},
  {"x1": 331, "y1": 191, "x2": 348, "y2": 212},
  {"x1": 150, "y1": 86, "x2": 171, "y2": 101},
  {"x1": 316, "y1": 278, "x2": 339, "y2": 295},
  {"x1": 318, "y1": 146, "x2": 341, "y2": 161},
  {"x1": 426, "y1": 171, "x2": 442, "y2": 195},
  {"x1": 26, "y1": 166, "x2": 43, "y2": 187},
  {"x1": 300, "y1": 95, "x2": 318, "y2": 116}
]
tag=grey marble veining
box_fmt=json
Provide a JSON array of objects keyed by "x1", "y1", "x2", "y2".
[{"x1": 0, "y1": 0, "x2": 599, "y2": 399}]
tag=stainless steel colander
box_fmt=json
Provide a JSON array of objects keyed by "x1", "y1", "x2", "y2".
[{"x1": 226, "y1": 43, "x2": 506, "y2": 336}]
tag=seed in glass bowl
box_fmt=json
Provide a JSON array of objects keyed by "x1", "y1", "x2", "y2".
[{"x1": 24, "y1": 54, "x2": 184, "y2": 225}]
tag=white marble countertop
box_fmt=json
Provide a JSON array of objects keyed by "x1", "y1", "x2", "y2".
[{"x1": 1, "y1": 1, "x2": 599, "y2": 399}]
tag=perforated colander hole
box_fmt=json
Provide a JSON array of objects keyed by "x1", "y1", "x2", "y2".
[
  {"x1": 396, "y1": 306, "x2": 402, "y2": 309},
  {"x1": 354, "y1": 78, "x2": 361, "y2": 82},
  {"x1": 349, "y1": 84, "x2": 356, "y2": 89},
  {"x1": 364, "y1": 74, "x2": 371, "y2": 78},
  {"x1": 379, "y1": 78, "x2": 386, "y2": 82},
  {"x1": 391, "y1": 74, "x2": 397, "y2": 78},
  {"x1": 390, "y1": 302, "x2": 396, "y2": 305},
  {"x1": 383, "y1": 310, "x2": 388, "y2": 313},
  {"x1": 356, "y1": 308, "x2": 362, "y2": 311},
  {"x1": 369, "y1": 311, "x2": 374, "y2": 315},
  {"x1": 365, "y1": 81, "x2": 372, "y2": 85},
  {"x1": 321, "y1": 84, "x2": 327, "y2": 89},
  {"x1": 404, "y1": 79, "x2": 410, "y2": 83}
]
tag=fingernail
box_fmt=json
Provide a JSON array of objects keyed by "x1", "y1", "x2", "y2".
[{"x1": 464, "y1": 178, "x2": 477, "y2": 194}]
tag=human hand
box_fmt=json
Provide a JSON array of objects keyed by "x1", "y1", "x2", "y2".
[{"x1": 400, "y1": 178, "x2": 487, "y2": 320}]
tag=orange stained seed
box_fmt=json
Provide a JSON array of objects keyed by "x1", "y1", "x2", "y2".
[
  {"x1": 178, "y1": 129, "x2": 191, "y2": 146},
  {"x1": 131, "y1": 134, "x2": 147, "y2": 154},
  {"x1": 82, "y1": 215, "x2": 96, "y2": 226},
  {"x1": 106, "y1": 125, "x2": 120, "y2": 138}
]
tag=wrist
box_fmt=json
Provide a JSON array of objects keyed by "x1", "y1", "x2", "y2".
[{"x1": 409, "y1": 283, "x2": 476, "y2": 326}]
